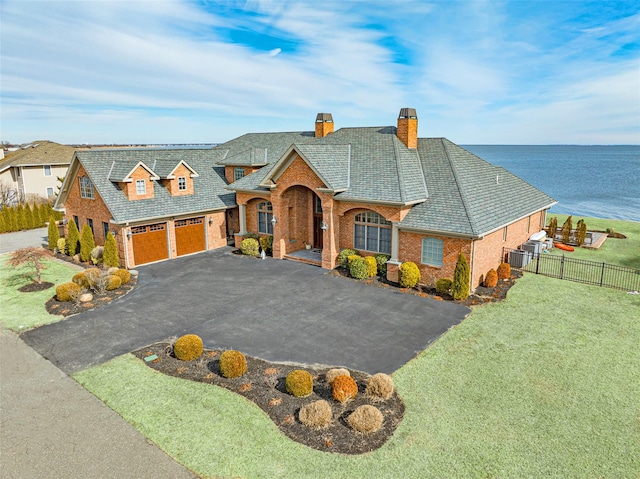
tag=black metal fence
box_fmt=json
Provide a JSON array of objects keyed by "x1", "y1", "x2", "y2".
[{"x1": 503, "y1": 248, "x2": 640, "y2": 291}]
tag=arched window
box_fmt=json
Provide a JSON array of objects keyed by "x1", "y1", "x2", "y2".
[
  {"x1": 353, "y1": 211, "x2": 391, "y2": 254},
  {"x1": 257, "y1": 201, "x2": 273, "y2": 234},
  {"x1": 421, "y1": 237, "x2": 443, "y2": 267}
]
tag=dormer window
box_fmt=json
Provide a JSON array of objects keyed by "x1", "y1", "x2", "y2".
[
  {"x1": 79, "y1": 176, "x2": 94, "y2": 199},
  {"x1": 178, "y1": 177, "x2": 186, "y2": 191},
  {"x1": 136, "y1": 179, "x2": 146, "y2": 195},
  {"x1": 234, "y1": 168, "x2": 245, "y2": 181}
]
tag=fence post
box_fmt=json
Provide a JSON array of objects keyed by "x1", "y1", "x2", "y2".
[
  {"x1": 535, "y1": 253, "x2": 540, "y2": 274},
  {"x1": 600, "y1": 262, "x2": 605, "y2": 287},
  {"x1": 560, "y1": 255, "x2": 565, "y2": 280}
]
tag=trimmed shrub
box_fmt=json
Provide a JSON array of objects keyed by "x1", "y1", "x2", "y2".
[
  {"x1": 546, "y1": 216, "x2": 558, "y2": 239},
  {"x1": 56, "y1": 282, "x2": 81, "y2": 302},
  {"x1": 103, "y1": 231, "x2": 119, "y2": 268},
  {"x1": 240, "y1": 238, "x2": 259, "y2": 256},
  {"x1": 374, "y1": 254, "x2": 390, "y2": 276},
  {"x1": 105, "y1": 275, "x2": 122, "y2": 291},
  {"x1": 299, "y1": 400, "x2": 332, "y2": 428},
  {"x1": 47, "y1": 217, "x2": 59, "y2": 251},
  {"x1": 497, "y1": 262, "x2": 511, "y2": 280},
  {"x1": 24, "y1": 204, "x2": 34, "y2": 230},
  {"x1": 72, "y1": 271, "x2": 90, "y2": 289},
  {"x1": 173, "y1": 334, "x2": 204, "y2": 361},
  {"x1": 347, "y1": 405, "x2": 383, "y2": 433},
  {"x1": 399, "y1": 261, "x2": 420, "y2": 288},
  {"x1": 90, "y1": 246, "x2": 104, "y2": 265},
  {"x1": 347, "y1": 254, "x2": 361, "y2": 265},
  {"x1": 219, "y1": 350, "x2": 247, "y2": 378},
  {"x1": 575, "y1": 219, "x2": 587, "y2": 246},
  {"x1": 325, "y1": 368, "x2": 350, "y2": 386},
  {"x1": 113, "y1": 268, "x2": 131, "y2": 284},
  {"x1": 259, "y1": 235, "x2": 273, "y2": 254},
  {"x1": 484, "y1": 269, "x2": 498, "y2": 288},
  {"x1": 243, "y1": 232, "x2": 259, "y2": 240},
  {"x1": 349, "y1": 256, "x2": 369, "y2": 280},
  {"x1": 16, "y1": 204, "x2": 25, "y2": 230},
  {"x1": 561, "y1": 215, "x2": 573, "y2": 244},
  {"x1": 435, "y1": 278, "x2": 452, "y2": 295},
  {"x1": 57, "y1": 238, "x2": 67, "y2": 255},
  {"x1": 452, "y1": 253, "x2": 470, "y2": 300},
  {"x1": 364, "y1": 256, "x2": 377, "y2": 277},
  {"x1": 67, "y1": 219, "x2": 80, "y2": 256},
  {"x1": 286, "y1": 369, "x2": 313, "y2": 397},
  {"x1": 365, "y1": 373, "x2": 394, "y2": 401},
  {"x1": 80, "y1": 224, "x2": 95, "y2": 262},
  {"x1": 337, "y1": 248, "x2": 358, "y2": 267},
  {"x1": 332, "y1": 375, "x2": 358, "y2": 403}
]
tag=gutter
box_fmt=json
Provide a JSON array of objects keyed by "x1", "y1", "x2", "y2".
[{"x1": 110, "y1": 206, "x2": 231, "y2": 227}]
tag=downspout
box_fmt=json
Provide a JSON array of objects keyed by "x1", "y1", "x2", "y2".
[
  {"x1": 123, "y1": 224, "x2": 131, "y2": 270},
  {"x1": 470, "y1": 239, "x2": 476, "y2": 292}
]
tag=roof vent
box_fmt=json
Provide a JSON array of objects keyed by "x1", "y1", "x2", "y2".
[{"x1": 398, "y1": 108, "x2": 417, "y2": 119}]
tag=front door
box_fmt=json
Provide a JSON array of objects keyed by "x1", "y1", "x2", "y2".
[{"x1": 313, "y1": 195, "x2": 323, "y2": 249}]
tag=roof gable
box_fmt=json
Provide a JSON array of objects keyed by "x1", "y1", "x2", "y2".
[
  {"x1": 108, "y1": 160, "x2": 159, "y2": 183},
  {"x1": 152, "y1": 158, "x2": 199, "y2": 179}
]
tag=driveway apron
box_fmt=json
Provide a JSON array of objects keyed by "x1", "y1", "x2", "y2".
[{"x1": 21, "y1": 249, "x2": 470, "y2": 374}]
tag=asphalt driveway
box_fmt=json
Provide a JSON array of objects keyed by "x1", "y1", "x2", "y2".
[{"x1": 22, "y1": 249, "x2": 470, "y2": 374}]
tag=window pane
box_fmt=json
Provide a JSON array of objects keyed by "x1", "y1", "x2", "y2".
[
  {"x1": 366, "y1": 225, "x2": 378, "y2": 251},
  {"x1": 422, "y1": 238, "x2": 443, "y2": 267},
  {"x1": 136, "y1": 180, "x2": 146, "y2": 195},
  {"x1": 379, "y1": 227, "x2": 391, "y2": 254},
  {"x1": 354, "y1": 224, "x2": 365, "y2": 250},
  {"x1": 258, "y1": 212, "x2": 266, "y2": 234}
]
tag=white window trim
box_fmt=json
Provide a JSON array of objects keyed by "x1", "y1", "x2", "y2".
[
  {"x1": 234, "y1": 167, "x2": 245, "y2": 181},
  {"x1": 257, "y1": 201, "x2": 273, "y2": 235},
  {"x1": 178, "y1": 176, "x2": 187, "y2": 191},
  {"x1": 45, "y1": 187, "x2": 55, "y2": 198},
  {"x1": 421, "y1": 237, "x2": 444, "y2": 267},
  {"x1": 136, "y1": 179, "x2": 146, "y2": 195},
  {"x1": 79, "y1": 176, "x2": 95, "y2": 199},
  {"x1": 43, "y1": 165, "x2": 52, "y2": 177},
  {"x1": 353, "y1": 211, "x2": 391, "y2": 254}
]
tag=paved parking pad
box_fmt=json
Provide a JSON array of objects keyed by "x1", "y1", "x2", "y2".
[{"x1": 22, "y1": 249, "x2": 470, "y2": 374}]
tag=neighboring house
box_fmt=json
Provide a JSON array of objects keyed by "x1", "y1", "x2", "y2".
[
  {"x1": 0, "y1": 141, "x2": 76, "y2": 205},
  {"x1": 56, "y1": 108, "x2": 556, "y2": 289}
]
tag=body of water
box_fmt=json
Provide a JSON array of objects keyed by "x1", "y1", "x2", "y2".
[{"x1": 463, "y1": 145, "x2": 640, "y2": 222}]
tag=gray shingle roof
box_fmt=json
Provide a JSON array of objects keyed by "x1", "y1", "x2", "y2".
[
  {"x1": 107, "y1": 159, "x2": 157, "y2": 182},
  {"x1": 68, "y1": 149, "x2": 234, "y2": 224},
  {"x1": 214, "y1": 132, "x2": 316, "y2": 166},
  {"x1": 0, "y1": 141, "x2": 77, "y2": 171}
]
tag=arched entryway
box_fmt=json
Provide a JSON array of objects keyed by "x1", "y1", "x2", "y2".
[{"x1": 278, "y1": 185, "x2": 324, "y2": 253}]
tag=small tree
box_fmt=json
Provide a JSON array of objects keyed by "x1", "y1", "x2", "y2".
[
  {"x1": 9, "y1": 247, "x2": 53, "y2": 284},
  {"x1": 33, "y1": 203, "x2": 43, "y2": 227},
  {"x1": 103, "y1": 231, "x2": 120, "y2": 268},
  {"x1": 80, "y1": 224, "x2": 96, "y2": 262},
  {"x1": 16, "y1": 204, "x2": 26, "y2": 230},
  {"x1": 24, "y1": 203, "x2": 35, "y2": 230},
  {"x1": 47, "y1": 216, "x2": 60, "y2": 251},
  {"x1": 452, "y1": 253, "x2": 470, "y2": 301},
  {"x1": 575, "y1": 219, "x2": 588, "y2": 246},
  {"x1": 67, "y1": 219, "x2": 80, "y2": 256},
  {"x1": 7, "y1": 207, "x2": 18, "y2": 232},
  {"x1": 560, "y1": 216, "x2": 573, "y2": 244},
  {"x1": 546, "y1": 217, "x2": 557, "y2": 239}
]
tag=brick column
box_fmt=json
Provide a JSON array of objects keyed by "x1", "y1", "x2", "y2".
[
  {"x1": 386, "y1": 223, "x2": 401, "y2": 283},
  {"x1": 234, "y1": 203, "x2": 247, "y2": 248},
  {"x1": 321, "y1": 199, "x2": 338, "y2": 269}
]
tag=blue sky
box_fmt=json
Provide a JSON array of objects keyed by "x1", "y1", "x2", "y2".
[{"x1": 1, "y1": 0, "x2": 639, "y2": 144}]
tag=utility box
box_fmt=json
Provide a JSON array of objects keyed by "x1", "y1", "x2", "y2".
[
  {"x1": 522, "y1": 240, "x2": 543, "y2": 256},
  {"x1": 509, "y1": 250, "x2": 532, "y2": 268}
]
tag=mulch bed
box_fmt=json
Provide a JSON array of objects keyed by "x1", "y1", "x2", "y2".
[
  {"x1": 18, "y1": 281, "x2": 54, "y2": 293},
  {"x1": 331, "y1": 267, "x2": 522, "y2": 307},
  {"x1": 133, "y1": 341, "x2": 405, "y2": 455}
]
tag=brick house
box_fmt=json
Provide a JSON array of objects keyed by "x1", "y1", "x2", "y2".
[{"x1": 56, "y1": 108, "x2": 556, "y2": 289}]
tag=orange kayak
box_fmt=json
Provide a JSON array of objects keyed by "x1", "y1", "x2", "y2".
[{"x1": 554, "y1": 243, "x2": 574, "y2": 252}]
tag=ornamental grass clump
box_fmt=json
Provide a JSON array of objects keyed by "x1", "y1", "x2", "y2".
[
  {"x1": 484, "y1": 269, "x2": 498, "y2": 288},
  {"x1": 349, "y1": 256, "x2": 369, "y2": 280},
  {"x1": 364, "y1": 256, "x2": 377, "y2": 277},
  {"x1": 497, "y1": 262, "x2": 511, "y2": 280},
  {"x1": 240, "y1": 238, "x2": 259, "y2": 256},
  {"x1": 365, "y1": 373, "x2": 394, "y2": 401},
  {"x1": 173, "y1": 334, "x2": 204, "y2": 361},
  {"x1": 332, "y1": 375, "x2": 358, "y2": 403},
  {"x1": 298, "y1": 400, "x2": 332, "y2": 428},
  {"x1": 399, "y1": 261, "x2": 420, "y2": 288},
  {"x1": 219, "y1": 350, "x2": 247, "y2": 378},
  {"x1": 286, "y1": 369, "x2": 313, "y2": 397},
  {"x1": 56, "y1": 282, "x2": 81, "y2": 302},
  {"x1": 337, "y1": 248, "x2": 358, "y2": 267},
  {"x1": 325, "y1": 368, "x2": 350, "y2": 386},
  {"x1": 347, "y1": 405, "x2": 384, "y2": 433}
]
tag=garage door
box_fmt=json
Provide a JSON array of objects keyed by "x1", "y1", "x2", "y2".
[
  {"x1": 175, "y1": 217, "x2": 205, "y2": 256},
  {"x1": 131, "y1": 223, "x2": 169, "y2": 265}
]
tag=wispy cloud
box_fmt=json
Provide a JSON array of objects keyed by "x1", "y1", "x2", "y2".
[{"x1": 1, "y1": 0, "x2": 638, "y2": 144}]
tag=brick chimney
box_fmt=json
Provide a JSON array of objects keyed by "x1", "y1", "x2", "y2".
[
  {"x1": 397, "y1": 108, "x2": 418, "y2": 148},
  {"x1": 315, "y1": 113, "x2": 334, "y2": 138}
]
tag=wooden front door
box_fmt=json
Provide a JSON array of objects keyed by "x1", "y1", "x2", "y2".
[{"x1": 313, "y1": 195, "x2": 323, "y2": 249}]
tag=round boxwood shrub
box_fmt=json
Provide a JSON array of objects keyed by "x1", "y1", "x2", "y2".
[
  {"x1": 484, "y1": 269, "x2": 498, "y2": 287},
  {"x1": 57, "y1": 238, "x2": 67, "y2": 254},
  {"x1": 399, "y1": 261, "x2": 420, "y2": 288},
  {"x1": 497, "y1": 262, "x2": 511, "y2": 280},
  {"x1": 105, "y1": 275, "x2": 122, "y2": 291},
  {"x1": 374, "y1": 254, "x2": 390, "y2": 276},
  {"x1": 240, "y1": 238, "x2": 259, "y2": 256},
  {"x1": 337, "y1": 248, "x2": 358, "y2": 267},
  {"x1": 72, "y1": 271, "x2": 90, "y2": 289},
  {"x1": 365, "y1": 373, "x2": 394, "y2": 401},
  {"x1": 174, "y1": 334, "x2": 204, "y2": 361},
  {"x1": 347, "y1": 405, "x2": 384, "y2": 433},
  {"x1": 325, "y1": 368, "x2": 350, "y2": 386},
  {"x1": 113, "y1": 268, "x2": 131, "y2": 284},
  {"x1": 219, "y1": 350, "x2": 247, "y2": 378},
  {"x1": 332, "y1": 375, "x2": 358, "y2": 403},
  {"x1": 435, "y1": 278, "x2": 452, "y2": 295},
  {"x1": 298, "y1": 400, "x2": 332, "y2": 428},
  {"x1": 349, "y1": 256, "x2": 369, "y2": 280},
  {"x1": 364, "y1": 256, "x2": 377, "y2": 277},
  {"x1": 286, "y1": 369, "x2": 313, "y2": 397},
  {"x1": 56, "y1": 281, "x2": 81, "y2": 302}
]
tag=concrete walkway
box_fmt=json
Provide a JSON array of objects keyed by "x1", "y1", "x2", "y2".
[{"x1": 0, "y1": 330, "x2": 197, "y2": 479}]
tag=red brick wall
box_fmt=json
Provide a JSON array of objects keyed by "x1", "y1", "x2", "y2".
[
  {"x1": 397, "y1": 118, "x2": 418, "y2": 148},
  {"x1": 121, "y1": 166, "x2": 155, "y2": 200},
  {"x1": 160, "y1": 164, "x2": 195, "y2": 196},
  {"x1": 224, "y1": 166, "x2": 263, "y2": 184}
]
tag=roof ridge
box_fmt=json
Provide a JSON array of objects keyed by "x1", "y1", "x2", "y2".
[{"x1": 441, "y1": 139, "x2": 478, "y2": 235}]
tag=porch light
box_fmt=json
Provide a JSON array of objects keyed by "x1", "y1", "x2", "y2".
[
  {"x1": 320, "y1": 221, "x2": 329, "y2": 231},
  {"x1": 271, "y1": 216, "x2": 277, "y2": 227},
  {"x1": 127, "y1": 230, "x2": 132, "y2": 240},
  {"x1": 208, "y1": 217, "x2": 213, "y2": 226}
]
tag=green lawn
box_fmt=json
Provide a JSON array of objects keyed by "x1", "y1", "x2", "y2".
[
  {"x1": 0, "y1": 255, "x2": 81, "y2": 331},
  {"x1": 74, "y1": 217, "x2": 640, "y2": 478}
]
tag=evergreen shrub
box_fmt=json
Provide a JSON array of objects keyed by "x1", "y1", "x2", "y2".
[
  {"x1": 286, "y1": 369, "x2": 313, "y2": 397},
  {"x1": 364, "y1": 256, "x2": 377, "y2": 277},
  {"x1": 173, "y1": 334, "x2": 204, "y2": 361},
  {"x1": 399, "y1": 261, "x2": 420, "y2": 288},
  {"x1": 337, "y1": 248, "x2": 358, "y2": 267},
  {"x1": 332, "y1": 375, "x2": 358, "y2": 403},
  {"x1": 325, "y1": 368, "x2": 350, "y2": 385},
  {"x1": 452, "y1": 253, "x2": 470, "y2": 300},
  {"x1": 435, "y1": 278, "x2": 452, "y2": 295},
  {"x1": 56, "y1": 282, "x2": 81, "y2": 302},
  {"x1": 105, "y1": 275, "x2": 122, "y2": 291},
  {"x1": 240, "y1": 238, "x2": 259, "y2": 256},
  {"x1": 365, "y1": 373, "x2": 394, "y2": 401},
  {"x1": 103, "y1": 232, "x2": 119, "y2": 268},
  {"x1": 67, "y1": 220, "x2": 80, "y2": 256},
  {"x1": 80, "y1": 224, "x2": 95, "y2": 262},
  {"x1": 57, "y1": 238, "x2": 66, "y2": 254},
  {"x1": 561, "y1": 216, "x2": 573, "y2": 244},
  {"x1": 349, "y1": 256, "x2": 368, "y2": 280},
  {"x1": 299, "y1": 400, "x2": 332, "y2": 428},
  {"x1": 374, "y1": 254, "x2": 390, "y2": 276},
  {"x1": 497, "y1": 262, "x2": 511, "y2": 280},
  {"x1": 113, "y1": 269, "x2": 131, "y2": 284},
  {"x1": 347, "y1": 405, "x2": 383, "y2": 433},
  {"x1": 219, "y1": 350, "x2": 247, "y2": 378},
  {"x1": 47, "y1": 217, "x2": 59, "y2": 251},
  {"x1": 484, "y1": 269, "x2": 498, "y2": 287}
]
